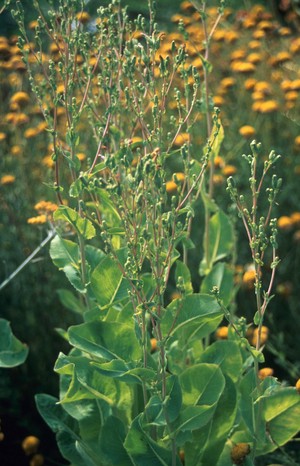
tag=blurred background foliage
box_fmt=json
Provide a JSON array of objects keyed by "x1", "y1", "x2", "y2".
[{"x1": 0, "y1": 0, "x2": 300, "y2": 465}]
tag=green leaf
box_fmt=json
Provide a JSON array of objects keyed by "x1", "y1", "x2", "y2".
[
  {"x1": 199, "y1": 340, "x2": 243, "y2": 382},
  {"x1": 0, "y1": 319, "x2": 28, "y2": 368},
  {"x1": 50, "y1": 235, "x2": 79, "y2": 269},
  {"x1": 257, "y1": 388, "x2": 300, "y2": 454},
  {"x1": 68, "y1": 320, "x2": 142, "y2": 362},
  {"x1": 200, "y1": 262, "x2": 234, "y2": 307},
  {"x1": 200, "y1": 210, "x2": 234, "y2": 276},
  {"x1": 124, "y1": 414, "x2": 182, "y2": 466},
  {"x1": 57, "y1": 289, "x2": 85, "y2": 315},
  {"x1": 92, "y1": 359, "x2": 155, "y2": 384},
  {"x1": 94, "y1": 188, "x2": 121, "y2": 226},
  {"x1": 91, "y1": 254, "x2": 130, "y2": 308},
  {"x1": 55, "y1": 353, "x2": 134, "y2": 419},
  {"x1": 186, "y1": 375, "x2": 237, "y2": 466},
  {"x1": 54, "y1": 205, "x2": 96, "y2": 239},
  {"x1": 50, "y1": 236, "x2": 85, "y2": 292},
  {"x1": 100, "y1": 416, "x2": 131, "y2": 465},
  {"x1": 161, "y1": 293, "x2": 222, "y2": 341},
  {"x1": 175, "y1": 364, "x2": 225, "y2": 434},
  {"x1": 175, "y1": 261, "x2": 193, "y2": 294}
]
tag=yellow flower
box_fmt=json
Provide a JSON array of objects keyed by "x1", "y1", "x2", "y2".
[
  {"x1": 21, "y1": 436, "x2": 40, "y2": 455},
  {"x1": 296, "y1": 379, "x2": 300, "y2": 394},
  {"x1": 291, "y1": 79, "x2": 300, "y2": 91},
  {"x1": 173, "y1": 172, "x2": 185, "y2": 183},
  {"x1": 252, "y1": 29, "x2": 265, "y2": 39},
  {"x1": 225, "y1": 31, "x2": 239, "y2": 43},
  {"x1": 173, "y1": 133, "x2": 190, "y2": 146},
  {"x1": 290, "y1": 212, "x2": 300, "y2": 226},
  {"x1": 1, "y1": 175, "x2": 15, "y2": 185},
  {"x1": 220, "y1": 77, "x2": 236, "y2": 89},
  {"x1": 244, "y1": 78, "x2": 257, "y2": 91},
  {"x1": 248, "y1": 40, "x2": 261, "y2": 49},
  {"x1": 257, "y1": 20, "x2": 273, "y2": 31},
  {"x1": 222, "y1": 165, "x2": 237, "y2": 176},
  {"x1": 231, "y1": 61, "x2": 255, "y2": 73},
  {"x1": 290, "y1": 38, "x2": 300, "y2": 54},
  {"x1": 212, "y1": 29, "x2": 226, "y2": 42},
  {"x1": 258, "y1": 367, "x2": 274, "y2": 380},
  {"x1": 215, "y1": 326, "x2": 228, "y2": 340},
  {"x1": 10, "y1": 91, "x2": 30, "y2": 106},
  {"x1": 230, "y1": 49, "x2": 246, "y2": 61},
  {"x1": 76, "y1": 11, "x2": 90, "y2": 24},
  {"x1": 278, "y1": 27, "x2": 291, "y2": 36},
  {"x1": 166, "y1": 180, "x2": 178, "y2": 194},
  {"x1": 258, "y1": 100, "x2": 279, "y2": 113},
  {"x1": 239, "y1": 125, "x2": 256, "y2": 138},
  {"x1": 213, "y1": 95, "x2": 225, "y2": 106},
  {"x1": 247, "y1": 52, "x2": 263, "y2": 64},
  {"x1": 34, "y1": 201, "x2": 58, "y2": 213},
  {"x1": 252, "y1": 91, "x2": 265, "y2": 101},
  {"x1": 24, "y1": 127, "x2": 40, "y2": 138},
  {"x1": 0, "y1": 132, "x2": 6, "y2": 142},
  {"x1": 254, "y1": 81, "x2": 272, "y2": 94},
  {"x1": 285, "y1": 91, "x2": 298, "y2": 101},
  {"x1": 213, "y1": 174, "x2": 224, "y2": 185},
  {"x1": 231, "y1": 443, "x2": 251, "y2": 465},
  {"x1": 277, "y1": 216, "x2": 293, "y2": 230},
  {"x1": 242, "y1": 269, "x2": 256, "y2": 288},
  {"x1": 294, "y1": 136, "x2": 300, "y2": 148},
  {"x1": 27, "y1": 215, "x2": 47, "y2": 225},
  {"x1": 150, "y1": 338, "x2": 157, "y2": 353}
]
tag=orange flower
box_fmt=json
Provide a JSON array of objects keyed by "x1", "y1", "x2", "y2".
[
  {"x1": 21, "y1": 436, "x2": 40, "y2": 455},
  {"x1": 1, "y1": 175, "x2": 15, "y2": 185},
  {"x1": 277, "y1": 216, "x2": 293, "y2": 230},
  {"x1": 27, "y1": 215, "x2": 47, "y2": 225},
  {"x1": 296, "y1": 379, "x2": 300, "y2": 393},
  {"x1": 76, "y1": 11, "x2": 90, "y2": 24},
  {"x1": 215, "y1": 326, "x2": 228, "y2": 339},
  {"x1": 258, "y1": 100, "x2": 279, "y2": 113},
  {"x1": 258, "y1": 367, "x2": 274, "y2": 380},
  {"x1": 10, "y1": 91, "x2": 30, "y2": 106},
  {"x1": 231, "y1": 443, "x2": 250, "y2": 465},
  {"x1": 239, "y1": 125, "x2": 256, "y2": 138},
  {"x1": 166, "y1": 180, "x2": 178, "y2": 194}
]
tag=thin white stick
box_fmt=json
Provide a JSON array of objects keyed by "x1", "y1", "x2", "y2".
[{"x1": 0, "y1": 229, "x2": 56, "y2": 292}]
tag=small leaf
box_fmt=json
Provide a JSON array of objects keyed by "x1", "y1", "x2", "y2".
[{"x1": 0, "y1": 319, "x2": 28, "y2": 368}]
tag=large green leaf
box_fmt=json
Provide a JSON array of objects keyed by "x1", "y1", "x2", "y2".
[
  {"x1": 200, "y1": 210, "x2": 234, "y2": 276},
  {"x1": 185, "y1": 375, "x2": 237, "y2": 466},
  {"x1": 175, "y1": 364, "x2": 225, "y2": 434},
  {"x1": 200, "y1": 262, "x2": 234, "y2": 307},
  {"x1": 199, "y1": 340, "x2": 243, "y2": 382},
  {"x1": 124, "y1": 414, "x2": 182, "y2": 466},
  {"x1": 91, "y1": 254, "x2": 130, "y2": 308},
  {"x1": 100, "y1": 416, "x2": 131, "y2": 466},
  {"x1": 55, "y1": 353, "x2": 134, "y2": 421},
  {"x1": 257, "y1": 388, "x2": 300, "y2": 455},
  {"x1": 68, "y1": 321, "x2": 142, "y2": 362},
  {"x1": 0, "y1": 319, "x2": 28, "y2": 368},
  {"x1": 54, "y1": 205, "x2": 96, "y2": 240},
  {"x1": 161, "y1": 293, "x2": 222, "y2": 341}
]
